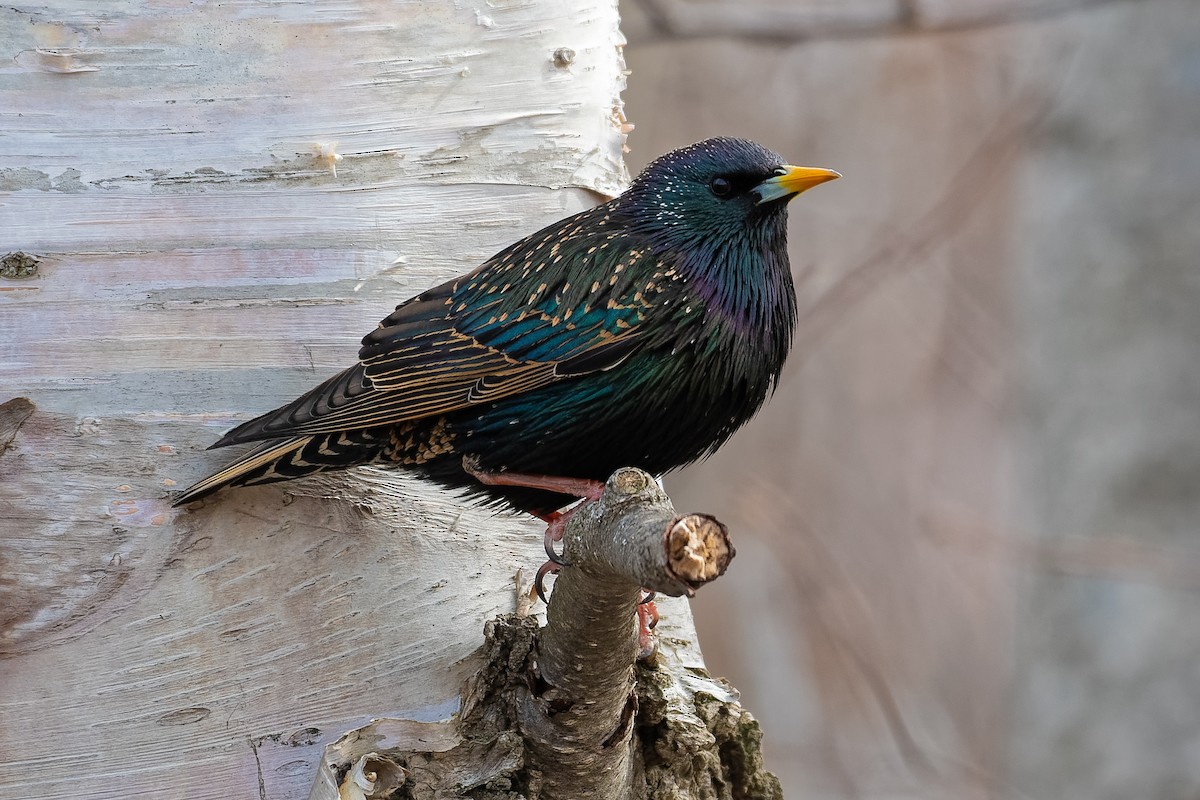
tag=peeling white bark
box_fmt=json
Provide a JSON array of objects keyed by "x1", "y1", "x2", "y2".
[{"x1": 0, "y1": 2, "x2": 631, "y2": 797}]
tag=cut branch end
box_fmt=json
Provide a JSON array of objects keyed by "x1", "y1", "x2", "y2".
[{"x1": 664, "y1": 513, "x2": 733, "y2": 595}]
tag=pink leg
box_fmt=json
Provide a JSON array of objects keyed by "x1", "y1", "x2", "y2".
[
  {"x1": 535, "y1": 509, "x2": 567, "y2": 543},
  {"x1": 463, "y1": 457, "x2": 604, "y2": 507},
  {"x1": 637, "y1": 595, "x2": 659, "y2": 659}
]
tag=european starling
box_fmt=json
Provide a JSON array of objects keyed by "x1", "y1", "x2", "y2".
[{"x1": 174, "y1": 138, "x2": 839, "y2": 515}]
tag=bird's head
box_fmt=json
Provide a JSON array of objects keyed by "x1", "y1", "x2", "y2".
[{"x1": 620, "y1": 137, "x2": 839, "y2": 249}]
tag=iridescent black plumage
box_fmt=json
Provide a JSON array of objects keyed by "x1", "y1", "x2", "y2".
[{"x1": 175, "y1": 138, "x2": 838, "y2": 513}]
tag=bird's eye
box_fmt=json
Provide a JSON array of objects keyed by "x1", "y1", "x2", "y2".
[{"x1": 709, "y1": 177, "x2": 733, "y2": 198}]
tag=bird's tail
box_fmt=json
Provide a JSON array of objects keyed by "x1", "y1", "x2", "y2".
[{"x1": 172, "y1": 431, "x2": 386, "y2": 506}]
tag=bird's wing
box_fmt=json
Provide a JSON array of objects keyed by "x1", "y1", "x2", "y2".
[{"x1": 211, "y1": 216, "x2": 666, "y2": 448}]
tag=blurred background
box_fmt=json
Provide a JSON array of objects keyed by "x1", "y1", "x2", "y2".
[{"x1": 618, "y1": 0, "x2": 1200, "y2": 797}]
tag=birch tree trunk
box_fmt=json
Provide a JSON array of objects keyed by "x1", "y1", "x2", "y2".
[{"x1": 0, "y1": 3, "x2": 633, "y2": 797}]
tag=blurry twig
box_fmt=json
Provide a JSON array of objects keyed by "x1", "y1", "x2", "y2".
[
  {"x1": 742, "y1": 491, "x2": 938, "y2": 782},
  {"x1": 745, "y1": 486, "x2": 1037, "y2": 799},
  {"x1": 790, "y1": 81, "x2": 1050, "y2": 367},
  {"x1": 631, "y1": 0, "x2": 1137, "y2": 44},
  {"x1": 925, "y1": 500, "x2": 1200, "y2": 592}
]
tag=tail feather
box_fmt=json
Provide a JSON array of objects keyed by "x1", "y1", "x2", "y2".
[
  {"x1": 174, "y1": 436, "x2": 315, "y2": 506},
  {"x1": 207, "y1": 365, "x2": 370, "y2": 450},
  {"x1": 174, "y1": 430, "x2": 387, "y2": 506}
]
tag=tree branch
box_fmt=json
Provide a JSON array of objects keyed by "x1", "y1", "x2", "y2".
[
  {"x1": 309, "y1": 468, "x2": 765, "y2": 800},
  {"x1": 521, "y1": 468, "x2": 733, "y2": 799}
]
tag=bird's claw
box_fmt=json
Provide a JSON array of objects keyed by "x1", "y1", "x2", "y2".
[
  {"x1": 544, "y1": 532, "x2": 570, "y2": 567},
  {"x1": 541, "y1": 509, "x2": 572, "y2": 566},
  {"x1": 534, "y1": 560, "x2": 561, "y2": 605}
]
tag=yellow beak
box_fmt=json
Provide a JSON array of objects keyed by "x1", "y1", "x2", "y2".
[{"x1": 754, "y1": 165, "x2": 841, "y2": 205}]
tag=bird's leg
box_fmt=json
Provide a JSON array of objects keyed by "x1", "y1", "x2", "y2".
[
  {"x1": 462, "y1": 457, "x2": 605, "y2": 505},
  {"x1": 637, "y1": 592, "x2": 659, "y2": 659},
  {"x1": 467, "y1": 457, "x2": 662, "y2": 654}
]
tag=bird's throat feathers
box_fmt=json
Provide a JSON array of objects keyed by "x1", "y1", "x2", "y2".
[{"x1": 654, "y1": 209, "x2": 797, "y2": 359}]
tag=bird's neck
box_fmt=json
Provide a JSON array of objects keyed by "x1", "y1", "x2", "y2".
[{"x1": 680, "y1": 217, "x2": 797, "y2": 356}]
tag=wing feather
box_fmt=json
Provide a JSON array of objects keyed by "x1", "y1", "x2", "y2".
[{"x1": 212, "y1": 207, "x2": 668, "y2": 449}]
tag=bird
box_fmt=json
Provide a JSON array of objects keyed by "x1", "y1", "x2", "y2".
[{"x1": 174, "y1": 138, "x2": 839, "y2": 521}]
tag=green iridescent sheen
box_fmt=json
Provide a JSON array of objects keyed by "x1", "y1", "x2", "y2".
[{"x1": 176, "y1": 138, "x2": 831, "y2": 513}]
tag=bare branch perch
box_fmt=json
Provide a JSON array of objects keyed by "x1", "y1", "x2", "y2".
[
  {"x1": 310, "y1": 468, "x2": 773, "y2": 800},
  {"x1": 522, "y1": 468, "x2": 733, "y2": 799}
]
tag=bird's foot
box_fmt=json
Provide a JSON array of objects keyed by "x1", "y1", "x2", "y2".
[
  {"x1": 465, "y1": 458, "x2": 650, "y2": 647},
  {"x1": 637, "y1": 591, "x2": 659, "y2": 659},
  {"x1": 533, "y1": 499, "x2": 597, "y2": 566},
  {"x1": 463, "y1": 455, "x2": 605, "y2": 570},
  {"x1": 538, "y1": 510, "x2": 570, "y2": 566}
]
